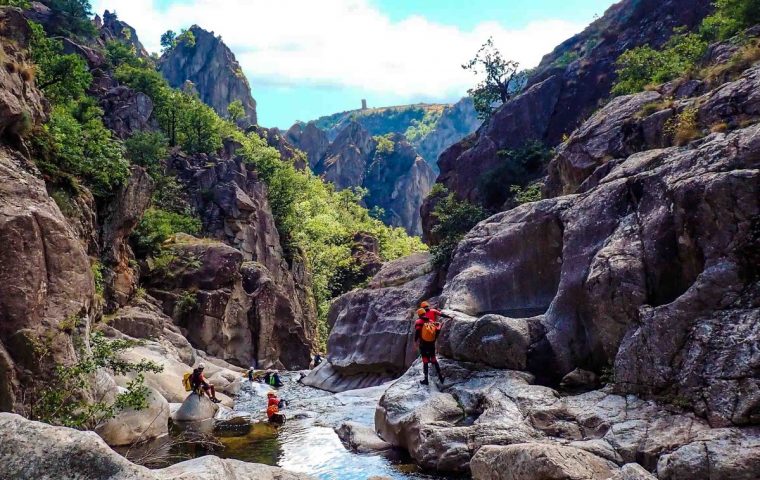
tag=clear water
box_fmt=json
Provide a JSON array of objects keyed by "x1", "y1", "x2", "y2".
[{"x1": 157, "y1": 373, "x2": 449, "y2": 480}]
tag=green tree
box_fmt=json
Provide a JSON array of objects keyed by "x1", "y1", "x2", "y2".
[
  {"x1": 44, "y1": 103, "x2": 129, "y2": 197},
  {"x1": 160, "y1": 30, "x2": 177, "y2": 52},
  {"x1": 462, "y1": 37, "x2": 522, "y2": 119},
  {"x1": 132, "y1": 208, "x2": 202, "y2": 255},
  {"x1": 105, "y1": 40, "x2": 141, "y2": 69},
  {"x1": 701, "y1": 0, "x2": 760, "y2": 40},
  {"x1": 179, "y1": 97, "x2": 222, "y2": 154},
  {"x1": 429, "y1": 187, "x2": 487, "y2": 268},
  {"x1": 227, "y1": 100, "x2": 245, "y2": 123},
  {"x1": 177, "y1": 29, "x2": 196, "y2": 48},
  {"x1": 29, "y1": 22, "x2": 92, "y2": 104},
  {"x1": 612, "y1": 31, "x2": 707, "y2": 95},
  {"x1": 28, "y1": 331, "x2": 163, "y2": 430},
  {"x1": 124, "y1": 131, "x2": 168, "y2": 173},
  {"x1": 43, "y1": 0, "x2": 97, "y2": 37}
]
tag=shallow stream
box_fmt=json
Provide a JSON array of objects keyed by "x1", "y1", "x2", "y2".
[{"x1": 133, "y1": 373, "x2": 448, "y2": 479}]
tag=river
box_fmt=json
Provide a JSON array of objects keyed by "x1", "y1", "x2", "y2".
[{"x1": 135, "y1": 372, "x2": 450, "y2": 479}]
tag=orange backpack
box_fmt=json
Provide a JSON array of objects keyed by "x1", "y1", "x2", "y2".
[{"x1": 421, "y1": 322, "x2": 438, "y2": 342}]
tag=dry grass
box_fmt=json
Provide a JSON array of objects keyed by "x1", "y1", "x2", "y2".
[
  {"x1": 637, "y1": 97, "x2": 675, "y2": 119},
  {"x1": 710, "y1": 122, "x2": 729, "y2": 133},
  {"x1": 701, "y1": 39, "x2": 760, "y2": 86},
  {"x1": 665, "y1": 107, "x2": 703, "y2": 146},
  {"x1": 19, "y1": 64, "x2": 35, "y2": 82},
  {"x1": 124, "y1": 430, "x2": 223, "y2": 468}
]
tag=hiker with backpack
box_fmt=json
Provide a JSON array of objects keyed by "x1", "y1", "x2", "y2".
[
  {"x1": 415, "y1": 306, "x2": 447, "y2": 385},
  {"x1": 263, "y1": 370, "x2": 284, "y2": 388},
  {"x1": 190, "y1": 363, "x2": 222, "y2": 403}
]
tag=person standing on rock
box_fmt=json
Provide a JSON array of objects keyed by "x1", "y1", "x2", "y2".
[
  {"x1": 191, "y1": 363, "x2": 222, "y2": 403},
  {"x1": 415, "y1": 307, "x2": 445, "y2": 385}
]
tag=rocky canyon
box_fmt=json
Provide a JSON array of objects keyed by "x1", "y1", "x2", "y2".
[{"x1": 0, "y1": 0, "x2": 758, "y2": 479}]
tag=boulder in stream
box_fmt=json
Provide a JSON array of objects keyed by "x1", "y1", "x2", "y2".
[{"x1": 173, "y1": 393, "x2": 219, "y2": 422}]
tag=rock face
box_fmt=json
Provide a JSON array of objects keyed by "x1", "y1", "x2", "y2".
[
  {"x1": 316, "y1": 121, "x2": 375, "y2": 190},
  {"x1": 101, "y1": 166, "x2": 154, "y2": 310},
  {"x1": 95, "y1": 386, "x2": 169, "y2": 446},
  {"x1": 0, "y1": 7, "x2": 47, "y2": 145},
  {"x1": 173, "y1": 392, "x2": 219, "y2": 422},
  {"x1": 285, "y1": 122, "x2": 330, "y2": 171},
  {"x1": 415, "y1": 97, "x2": 481, "y2": 172},
  {"x1": 0, "y1": 147, "x2": 94, "y2": 412},
  {"x1": 335, "y1": 421, "x2": 393, "y2": 454},
  {"x1": 307, "y1": 122, "x2": 435, "y2": 235},
  {"x1": 441, "y1": 121, "x2": 760, "y2": 418},
  {"x1": 99, "y1": 86, "x2": 154, "y2": 140},
  {"x1": 157, "y1": 143, "x2": 317, "y2": 369},
  {"x1": 364, "y1": 134, "x2": 436, "y2": 237},
  {"x1": 302, "y1": 253, "x2": 435, "y2": 392},
  {"x1": 98, "y1": 10, "x2": 149, "y2": 59},
  {"x1": 0, "y1": 413, "x2": 314, "y2": 480},
  {"x1": 422, "y1": 0, "x2": 713, "y2": 227},
  {"x1": 159, "y1": 25, "x2": 257, "y2": 126},
  {"x1": 375, "y1": 361, "x2": 760, "y2": 477}
]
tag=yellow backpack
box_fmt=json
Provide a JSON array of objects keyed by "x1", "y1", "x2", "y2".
[
  {"x1": 421, "y1": 322, "x2": 438, "y2": 342},
  {"x1": 182, "y1": 372, "x2": 193, "y2": 392}
]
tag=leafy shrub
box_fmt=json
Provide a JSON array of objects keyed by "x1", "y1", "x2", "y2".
[
  {"x1": 124, "y1": 131, "x2": 168, "y2": 173},
  {"x1": 612, "y1": 32, "x2": 707, "y2": 95},
  {"x1": 510, "y1": 183, "x2": 543, "y2": 204},
  {"x1": 429, "y1": 188, "x2": 487, "y2": 268},
  {"x1": 132, "y1": 208, "x2": 202, "y2": 256},
  {"x1": 480, "y1": 141, "x2": 552, "y2": 209},
  {"x1": 29, "y1": 21, "x2": 92, "y2": 104},
  {"x1": 43, "y1": 103, "x2": 129, "y2": 197},
  {"x1": 404, "y1": 109, "x2": 443, "y2": 143},
  {"x1": 700, "y1": 0, "x2": 760, "y2": 40},
  {"x1": 27, "y1": 331, "x2": 163, "y2": 430},
  {"x1": 664, "y1": 106, "x2": 702, "y2": 146},
  {"x1": 91, "y1": 260, "x2": 105, "y2": 297},
  {"x1": 0, "y1": 0, "x2": 31, "y2": 7},
  {"x1": 374, "y1": 135, "x2": 395, "y2": 155},
  {"x1": 227, "y1": 100, "x2": 245, "y2": 123},
  {"x1": 105, "y1": 40, "x2": 142, "y2": 69},
  {"x1": 175, "y1": 291, "x2": 198, "y2": 317}
]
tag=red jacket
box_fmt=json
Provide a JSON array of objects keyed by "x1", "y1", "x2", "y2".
[{"x1": 425, "y1": 308, "x2": 442, "y2": 322}]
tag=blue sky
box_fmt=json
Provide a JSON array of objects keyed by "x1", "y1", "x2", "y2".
[{"x1": 94, "y1": 0, "x2": 617, "y2": 128}]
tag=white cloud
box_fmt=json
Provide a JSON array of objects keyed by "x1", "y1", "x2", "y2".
[{"x1": 93, "y1": 0, "x2": 584, "y2": 99}]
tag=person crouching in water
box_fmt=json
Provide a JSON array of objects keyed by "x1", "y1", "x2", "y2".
[
  {"x1": 267, "y1": 391, "x2": 286, "y2": 424},
  {"x1": 191, "y1": 363, "x2": 222, "y2": 403},
  {"x1": 415, "y1": 307, "x2": 445, "y2": 385}
]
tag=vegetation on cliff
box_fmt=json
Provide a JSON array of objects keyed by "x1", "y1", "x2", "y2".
[
  {"x1": 612, "y1": 0, "x2": 760, "y2": 95},
  {"x1": 21, "y1": 0, "x2": 423, "y2": 346}
]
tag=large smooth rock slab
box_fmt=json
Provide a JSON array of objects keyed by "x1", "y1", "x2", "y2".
[
  {"x1": 302, "y1": 253, "x2": 435, "y2": 392},
  {"x1": 155, "y1": 456, "x2": 314, "y2": 479},
  {"x1": 470, "y1": 443, "x2": 617, "y2": 480},
  {"x1": 95, "y1": 386, "x2": 169, "y2": 447}
]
